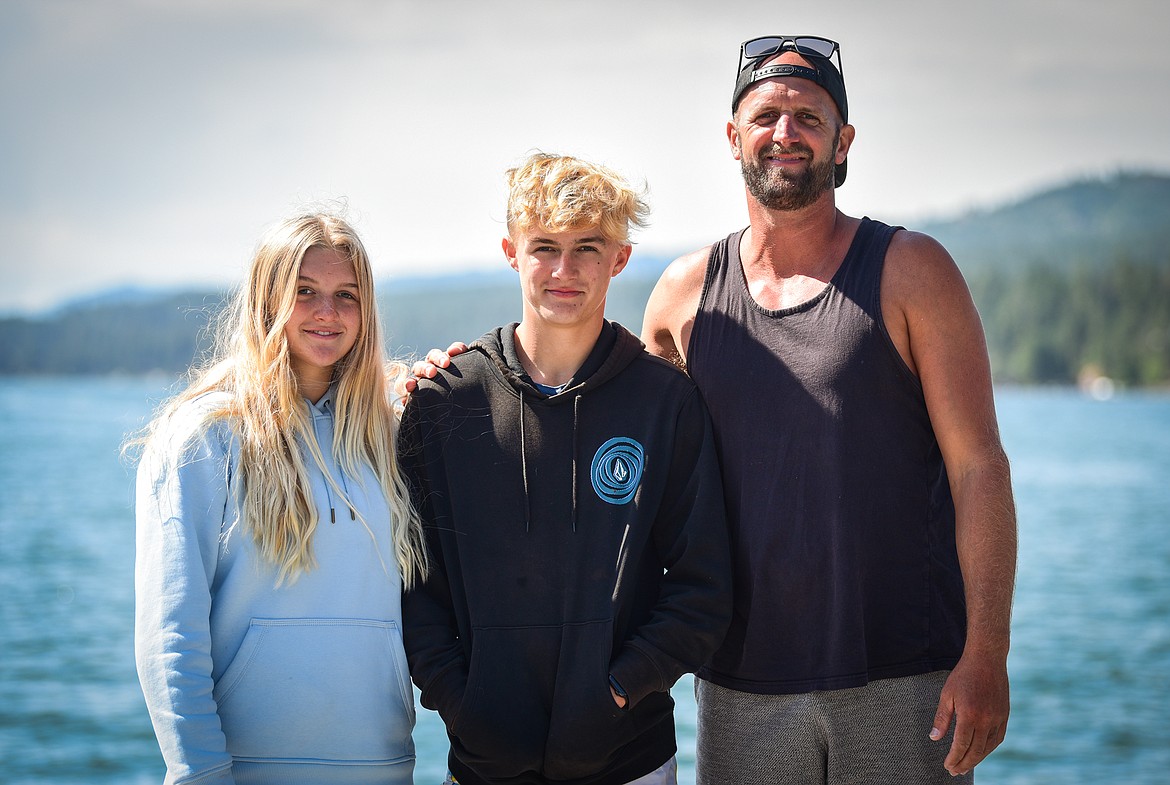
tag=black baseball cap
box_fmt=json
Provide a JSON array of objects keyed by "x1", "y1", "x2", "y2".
[{"x1": 732, "y1": 37, "x2": 849, "y2": 186}]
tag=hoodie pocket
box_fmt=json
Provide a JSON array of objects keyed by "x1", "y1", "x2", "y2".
[
  {"x1": 450, "y1": 622, "x2": 631, "y2": 781},
  {"x1": 542, "y1": 621, "x2": 631, "y2": 780},
  {"x1": 448, "y1": 626, "x2": 553, "y2": 778},
  {"x1": 214, "y1": 618, "x2": 415, "y2": 763}
]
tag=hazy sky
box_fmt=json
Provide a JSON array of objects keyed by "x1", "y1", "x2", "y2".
[{"x1": 4, "y1": 0, "x2": 1168, "y2": 313}]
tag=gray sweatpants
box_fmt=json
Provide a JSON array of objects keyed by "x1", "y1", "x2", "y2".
[{"x1": 695, "y1": 671, "x2": 973, "y2": 785}]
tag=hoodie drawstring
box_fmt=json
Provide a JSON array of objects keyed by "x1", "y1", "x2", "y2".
[
  {"x1": 315, "y1": 398, "x2": 355, "y2": 523},
  {"x1": 518, "y1": 389, "x2": 582, "y2": 533},
  {"x1": 338, "y1": 468, "x2": 356, "y2": 521},
  {"x1": 519, "y1": 390, "x2": 531, "y2": 532},
  {"x1": 571, "y1": 394, "x2": 581, "y2": 533}
]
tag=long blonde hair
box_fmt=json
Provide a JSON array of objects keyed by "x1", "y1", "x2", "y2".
[{"x1": 138, "y1": 210, "x2": 426, "y2": 588}]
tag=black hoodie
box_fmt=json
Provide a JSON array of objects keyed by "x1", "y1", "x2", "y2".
[{"x1": 400, "y1": 321, "x2": 732, "y2": 785}]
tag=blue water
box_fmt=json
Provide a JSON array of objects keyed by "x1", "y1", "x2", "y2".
[{"x1": 1, "y1": 378, "x2": 1168, "y2": 784}]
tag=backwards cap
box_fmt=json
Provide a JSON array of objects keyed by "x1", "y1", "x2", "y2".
[{"x1": 732, "y1": 50, "x2": 850, "y2": 187}]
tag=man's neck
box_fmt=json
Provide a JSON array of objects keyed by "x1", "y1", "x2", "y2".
[
  {"x1": 514, "y1": 317, "x2": 605, "y2": 387},
  {"x1": 742, "y1": 192, "x2": 855, "y2": 279}
]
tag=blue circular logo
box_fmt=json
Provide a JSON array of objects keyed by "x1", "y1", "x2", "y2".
[{"x1": 590, "y1": 437, "x2": 645, "y2": 505}]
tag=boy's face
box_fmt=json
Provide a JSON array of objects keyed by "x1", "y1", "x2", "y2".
[{"x1": 503, "y1": 225, "x2": 631, "y2": 332}]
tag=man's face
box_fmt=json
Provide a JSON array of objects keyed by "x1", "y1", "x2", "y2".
[
  {"x1": 503, "y1": 226, "x2": 631, "y2": 332},
  {"x1": 729, "y1": 52, "x2": 851, "y2": 210}
]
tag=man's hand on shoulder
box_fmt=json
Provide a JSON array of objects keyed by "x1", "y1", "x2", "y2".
[
  {"x1": 641, "y1": 247, "x2": 710, "y2": 367},
  {"x1": 398, "y1": 342, "x2": 469, "y2": 396}
]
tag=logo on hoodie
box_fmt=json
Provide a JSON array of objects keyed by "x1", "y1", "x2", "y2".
[{"x1": 590, "y1": 437, "x2": 645, "y2": 505}]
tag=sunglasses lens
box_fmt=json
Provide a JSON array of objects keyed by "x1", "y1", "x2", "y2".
[
  {"x1": 793, "y1": 37, "x2": 838, "y2": 58},
  {"x1": 743, "y1": 36, "x2": 838, "y2": 61},
  {"x1": 743, "y1": 37, "x2": 783, "y2": 59}
]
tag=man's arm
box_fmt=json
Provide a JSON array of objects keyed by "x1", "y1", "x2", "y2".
[
  {"x1": 883, "y1": 231, "x2": 1018, "y2": 777},
  {"x1": 640, "y1": 247, "x2": 710, "y2": 367}
]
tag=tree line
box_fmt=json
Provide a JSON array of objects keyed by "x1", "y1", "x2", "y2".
[
  {"x1": 1, "y1": 255, "x2": 1168, "y2": 389},
  {"x1": 970, "y1": 258, "x2": 1169, "y2": 387},
  {"x1": 3, "y1": 173, "x2": 1169, "y2": 387}
]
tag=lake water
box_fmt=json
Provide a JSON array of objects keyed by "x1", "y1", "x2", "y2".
[{"x1": 1, "y1": 377, "x2": 1168, "y2": 784}]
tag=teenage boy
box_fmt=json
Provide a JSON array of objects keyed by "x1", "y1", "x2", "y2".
[{"x1": 399, "y1": 152, "x2": 733, "y2": 785}]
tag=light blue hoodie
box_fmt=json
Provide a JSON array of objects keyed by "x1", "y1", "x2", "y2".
[{"x1": 135, "y1": 389, "x2": 415, "y2": 785}]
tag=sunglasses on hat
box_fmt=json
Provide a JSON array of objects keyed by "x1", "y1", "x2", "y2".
[{"x1": 738, "y1": 35, "x2": 844, "y2": 79}]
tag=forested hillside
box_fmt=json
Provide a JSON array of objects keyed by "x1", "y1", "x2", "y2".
[
  {"x1": 971, "y1": 260, "x2": 1170, "y2": 385},
  {"x1": 3, "y1": 172, "x2": 1168, "y2": 387},
  {"x1": 920, "y1": 172, "x2": 1170, "y2": 272}
]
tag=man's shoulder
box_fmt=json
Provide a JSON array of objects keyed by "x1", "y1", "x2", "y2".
[
  {"x1": 882, "y1": 226, "x2": 964, "y2": 290},
  {"x1": 881, "y1": 223, "x2": 952, "y2": 263},
  {"x1": 877, "y1": 225, "x2": 973, "y2": 355},
  {"x1": 642, "y1": 243, "x2": 720, "y2": 359},
  {"x1": 655, "y1": 245, "x2": 715, "y2": 313},
  {"x1": 657, "y1": 245, "x2": 715, "y2": 294}
]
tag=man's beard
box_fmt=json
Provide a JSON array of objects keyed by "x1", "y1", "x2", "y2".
[{"x1": 740, "y1": 139, "x2": 837, "y2": 211}]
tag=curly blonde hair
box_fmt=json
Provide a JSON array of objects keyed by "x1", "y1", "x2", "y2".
[{"x1": 505, "y1": 152, "x2": 650, "y2": 243}]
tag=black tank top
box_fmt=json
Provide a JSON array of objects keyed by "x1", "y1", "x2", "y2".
[{"x1": 689, "y1": 217, "x2": 966, "y2": 694}]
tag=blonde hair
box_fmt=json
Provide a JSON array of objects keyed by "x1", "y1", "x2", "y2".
[
  {"x1": 505, "y1": 152, "x2": 650, "y2": 243},
  {"x1": 136, "y1": 211, "x2": 426, "y2": 588}
]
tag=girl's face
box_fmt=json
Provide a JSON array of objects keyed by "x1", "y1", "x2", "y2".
[{"x1": 283, "y1": 246, "x2": 361, "y2": 400}]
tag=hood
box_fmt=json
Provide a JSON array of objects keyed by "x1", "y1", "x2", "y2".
[{"x1": 470, "y1": 320, "x2": 645, "y2": 402}]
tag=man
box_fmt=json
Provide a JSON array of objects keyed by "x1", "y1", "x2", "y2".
[
  {"x1": 399, "y1": 152, "x2": 733, "y2": 785},
  {"x1": 639, "y1": 36, "x2": 1017, "y2": 783}
]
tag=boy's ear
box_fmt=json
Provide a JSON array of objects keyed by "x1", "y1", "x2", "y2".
[
  {"x1": 503, "y1": 236, "x2": 519, "y2": 272},
  {"x1": 611, "y1": 244, "x2": 632, "y2": 277}
]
